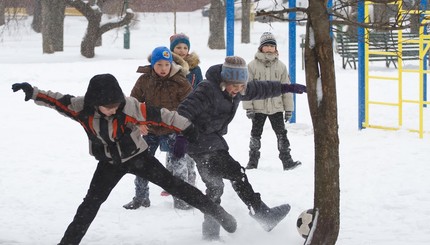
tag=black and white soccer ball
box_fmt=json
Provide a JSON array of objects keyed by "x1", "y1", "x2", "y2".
[{"x1": 296, "y1": 209, "x2": 314, "y2": 239}]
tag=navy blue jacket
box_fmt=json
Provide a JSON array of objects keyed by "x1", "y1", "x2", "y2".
[{"x1": 177, "y1": 64, "x2": 284, "y2": 154}]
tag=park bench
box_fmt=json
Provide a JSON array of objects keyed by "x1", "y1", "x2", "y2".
[{"x1": 335, "y1": 32, "x2": 421, "y2": 69}]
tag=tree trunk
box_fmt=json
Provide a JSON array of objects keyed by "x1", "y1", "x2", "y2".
[
  {"x1": 66, "y1": 0, "x2": 134, "y2": 58},
  {"x1": 0, "y1": 0, "x2": 5, "y2": 26},
  {"x1": 41, "y1": 0, "x2": 54, "y2": 53},
  {"x1": 241, "y1": 0, "x2": 251, "y2": 44},
  {"x1": 32, "y1": 0, "x2": 42, "y2": 33},
  {"x1": 81, "y1": 13, "x2": 102, "y2": 58},
  {"x1": 208, "y1": 0, "x2": 225, "y2": 49},
  {"x1": 52, "y1": 0, "x2": 65, "y2": 51},
  {"x1": 304, "y1": 0, "x2": 340, "y2": 244},
  {"x1": 41, "y1": 0, "x2": 65, "y2": 53}
]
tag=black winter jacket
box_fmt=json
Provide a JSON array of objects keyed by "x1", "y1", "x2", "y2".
[{"x1": 177, "y1": 64, "x2": 284, "y2": 154}]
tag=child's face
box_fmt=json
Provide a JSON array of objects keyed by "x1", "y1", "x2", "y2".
[
  {"x1": 98, "y1": 104, "x2": 120, "y2": 117},
  {"x1": 153, "y1": 60, "x2": 171, "y2": 77},
  {"x1": 225, "y1": 83, "x2": 246, "y2": 97},
  {"x1": 261, "y1": 44, "x2": 276, "y2": 54},
  {"x1": 173, "y1": 43, "x2": 189, "y2": 58}
]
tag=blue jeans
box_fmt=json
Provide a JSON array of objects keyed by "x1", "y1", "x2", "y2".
[{"x1": 134, "y1": 133, "x2": 196, "y2": 201}]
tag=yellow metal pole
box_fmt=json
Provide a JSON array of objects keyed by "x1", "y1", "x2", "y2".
[
  {"x1": 364, "y1": 1, "x2": 370, "y2": 129},
  {"x1": 397, "y1": 1, "x2": 404, "y2": 127}
]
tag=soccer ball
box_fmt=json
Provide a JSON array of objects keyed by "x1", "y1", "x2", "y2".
[{"x1": 296, "y1": 209, "x2": 314, "y2": 239}]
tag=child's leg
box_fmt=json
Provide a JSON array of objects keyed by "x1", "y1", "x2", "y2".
[
  {"x1": 59, "y1": 161, "x2": 126, "y2": 245},
  {"x1": 123, "y1": 135, "x2": 160, "y2": 209},
  {"x1": 191, "y1": 153, "x2": 225, "y2": 240},
  {"x1": 127, "y1": 151, "x2": 236, "y2": 233},
  {"x1": 207, "y1": 149, "x2": 291, "y2": 232}
]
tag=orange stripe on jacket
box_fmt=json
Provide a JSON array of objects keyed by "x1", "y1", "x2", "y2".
[
  {"x1": 138, "y1": 103, "x2": 182, "y2": 133},
  {"x1": 112, "y1": 119, "x2": 118, "y2": 138},
  {"x1": 37, "y1": 93, "x2": 78, "y2": 117},
  {"x1": 140, "y1": 103, "x2": 147, "y2": 119}
]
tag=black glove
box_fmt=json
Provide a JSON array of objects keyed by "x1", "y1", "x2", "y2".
[
  {"x1": 284, "y1": 111, "x2": 292, "y2": 122},
  {"x1": 246, "y1": 110, "x2": 255, "y2": 120},
  {"x1": 281, "y1": 83, "x2": 307, "y2": 94},
  {"x1": 173, "y1": 135, "x2": 188, "y2": 159},
  {"x1": 181, "y1": 123, "x2": 198, "y2": 143},
  {"x1": 12, "y1": 82, "x2": 34, "y2": 101}
]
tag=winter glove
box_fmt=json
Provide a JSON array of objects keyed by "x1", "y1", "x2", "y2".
[
  {"x1": 246, "y1": 110, "x2": 255, "y2": 120},
  {"x1": 173, "y1": 135, "x2": 188, "y2": 159},
  {"x1": 284, "y1": 111, "x2": 292, "y2": 122},
  {"x1": 281, "y1": 83, "x2": 307, "y2": 94},
  {"x1": 181, "y1": 123, "x2": 199, "y2": 143},
  {"x1": 12, "y1": 82, "x2": 34, "y2": 101}
]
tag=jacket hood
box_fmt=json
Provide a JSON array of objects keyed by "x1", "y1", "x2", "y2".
[
  {"x1": 254, "y1": 51, "x2": 279, "y2": 65},
  {"x1": 184, "y1": 52, "x2": 200, "y2": 70},
  {"x1": 205, "y1": 64, "x2": 223, "y2": 85},
  {"x1": 84, "y1": 73, "x2": 125, "y2": 107},
  {"x1": 172, "y1": 52, "x2": 190, "y2": 75}
]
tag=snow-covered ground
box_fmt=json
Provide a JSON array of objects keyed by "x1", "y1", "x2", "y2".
[{"x1": 1, "y1": 10, "x2": 429, "y2": 245}]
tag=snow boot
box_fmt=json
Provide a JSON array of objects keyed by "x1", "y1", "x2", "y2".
[
  {"x1": 210, "y1": 206, "x2": 237, "y2": 233},
  {"x1": 249, "y1": 202, "x2": 291, "y2": 232},
  {"x1": 282, "y1": 158, "x2": 302, "y2": 171},
  {"x1": 246, "y1": 150, "x2": 260, "y2": 169},
  {"x1": 279, "y1": 145, "x2": 301, "y2": 171},
  {"x1": 122, "y1": 197, "x2": 150, "y2": 209},
  {"x1": 202, "y1": 214, "x2": 221, "y2": 241},
  {"x1": 173, "y1": 197, "x2": 193, "y2": 210}
]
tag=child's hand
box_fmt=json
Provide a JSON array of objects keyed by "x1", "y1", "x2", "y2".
[
  {"x1": 12, "y1": 82, "x2": 34, "y2": 101},
  {"x1": 138, "y1": 124, "x2": 149, "y2": 135}
]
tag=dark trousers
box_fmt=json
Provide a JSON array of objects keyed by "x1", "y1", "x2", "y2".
[
  {"x1": 133, "y1": 133, "x2": 175, "y2": 200},
  {"x1": 191, "y1": 150, "x2": 261, "y2": 211},
  {"x1": 190, "y1": 150, "x2": 261, "y2": 237},
  {"x1": 59, "y1": 151, "x2": 219, "y2": 245},
  {"x1": 250, "y1": 112, "x2": 291, "y2": 160},
  {"x1": 251, "y1": 112, "x2": 288, "y2": 141}
]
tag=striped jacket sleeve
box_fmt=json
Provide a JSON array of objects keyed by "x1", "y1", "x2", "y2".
[
  {"x1": 31, "y1": 87, "x2": 84, "y2": 121},
  {"x1": 122, "y1": 97, "x2": 192, "y2": 132}
]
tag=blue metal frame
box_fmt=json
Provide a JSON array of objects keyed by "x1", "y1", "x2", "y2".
[
  {"x1": 226, "y1": 0, "x2": 235, "y2": 56},
  {"x1": 358, "y1": 0, "x2": 365, "y2": 129},
  {"x1": 421, "y1": 0, "x2": 428, "y2": 107},
  {"x1": 289, "y1": 0, "x2": 297, "y2": 123}
]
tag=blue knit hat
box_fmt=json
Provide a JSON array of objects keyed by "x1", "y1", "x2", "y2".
[
  {"x1": 170, "y1": 33, "x2": 190, "y2": 51},
  {"x1": 221, "y1": 56, "x2": 248, "y2": 84},
  {"x1": 151, "y1": 46, "x2": 173, "y2": 67}
]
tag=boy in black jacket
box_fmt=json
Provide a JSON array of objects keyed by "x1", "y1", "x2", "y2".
[{"x1": 173, "y1": 56, "x2": 306, "y2": 240}]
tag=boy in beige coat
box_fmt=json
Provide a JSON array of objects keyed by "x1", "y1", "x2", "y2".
[{"x1": 242, "y1": 32, "x2": 301, "y2": 170}]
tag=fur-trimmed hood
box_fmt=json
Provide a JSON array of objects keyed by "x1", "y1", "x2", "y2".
[
  {"x1": 172, "y1": 52, "x2": 190, "y2": 74},
  {"x1": 183, "y1": 52, "x2": 200, "y2": 70}
]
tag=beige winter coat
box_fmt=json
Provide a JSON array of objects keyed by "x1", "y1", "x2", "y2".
[{"x1": 242, "y1": 51, "x2": 294, "y2": 114}]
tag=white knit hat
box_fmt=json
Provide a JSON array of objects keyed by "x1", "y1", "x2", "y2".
[{"x1": 259, "y1": 32, "x2": 277, "y2": 50}]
